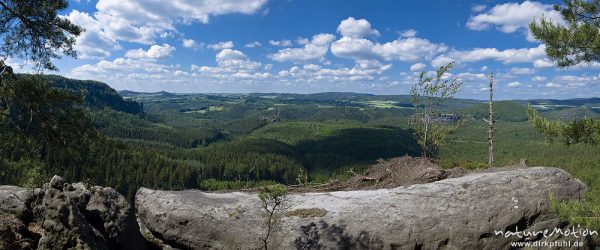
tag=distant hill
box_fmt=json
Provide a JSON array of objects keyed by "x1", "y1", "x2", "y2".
[
  {"x1": 513, "y1": 98, "x2": 600, "y2": 120},
  {"x1": 41, "y1": 75, "x2": 143, "y2": 114},
  {"x1": 461, "y1": 101, "x2": 528, "y2": 122},
  {"x1": 119, "y1": 90, "x2": 178, "y2": 98},
  {"x1": 523, "y1": 97, "x2": 600, "y2": 106},
  {"x1": 248, "y1": 92, "x2": 376, "y2": 100}
]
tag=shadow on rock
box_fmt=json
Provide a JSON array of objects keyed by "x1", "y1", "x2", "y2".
[{"x1": 294, "y1": 221, "x2": 384, "y2": 250}]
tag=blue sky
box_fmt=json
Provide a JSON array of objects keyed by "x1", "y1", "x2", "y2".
[{"x1": 19, "y1": 0, "x2": 600, "y2": 99}]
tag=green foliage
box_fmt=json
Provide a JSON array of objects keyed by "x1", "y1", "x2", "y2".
[
  {"x1": 410, "y1": 62, "x2": 463, "y2": 157},
  {"x1": 3, "y1": 73, "x2": 599, "y2": 238},
  {"x1": 199, "y1": 179, "x2": 277, "y2": 191},
  {"x1": 248, "y1": 121, "x2": 420, "y2": 181},
  {"x1": 45, "y1": 75, "x2": 143, "y2": 114},
  {"x1": 528, "y1": 106, "x2": 600, "y2": 145},
  {"x1": 450, "y1": 160, "x2": 488, "y2": 170},
  {"x1": 0, "y1": 76, "x2": 205, "y2": 200},
  {"x1": 0, "y1": 76, "x2": 99, "y2": 184},
  {"x1": 296, "y1": 168, "x2": 308, "y2": 186},
  {"x1": 549, "y1": 193, "x2": 600, "y2": 231},
  {"x1": 462, "y1": 101, "x2": 528, "y2": 122},
  {"x1": 259, "y1": 184, "x2": 288, "y2": 205},
  {"x1": 23, "y1": 159, "x2": 46, "y2": 188},
  {"x1": 0, "y1": 0, "x2": 82, "y2": 70},
  {"x1": 258, "y1": 184, "x2": 289, "y2": 250},
  {"x1": 91, "y1": 110, "x2": 223, "y2": 148},
  {"x1": 529, "y1": 0, "x2": 600, "y2": 66}
]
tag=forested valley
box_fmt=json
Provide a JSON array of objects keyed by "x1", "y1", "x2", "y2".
[{"x1": 2, "y1": 74, "x2": 600, "y2": 205}]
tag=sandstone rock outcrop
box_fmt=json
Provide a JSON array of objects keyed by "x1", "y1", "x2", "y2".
[
  {"x1": 0, "y1": 185, "x2": 32, "y2": 215},
  {"x1": 136, "y1": 167, "x2": 592, "y2": 249},
  {"x1": 0, "y1": 176, "x2": 147, "y2": 250}
]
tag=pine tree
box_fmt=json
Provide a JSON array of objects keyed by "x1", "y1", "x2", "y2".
[
  {"x1": 528, "y1": 0, "x2": 600, "y2": 144},
  {"x1": 0, "y1": 0, "x2": 82, "y2": 70},
  {"x1": 529, "y1": 0, "x2": 600, "y2": 67}
]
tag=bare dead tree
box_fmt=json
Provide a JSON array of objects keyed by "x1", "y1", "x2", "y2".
[{"x1": 483, "y1": 72, "x2": 494, "y2": 168}]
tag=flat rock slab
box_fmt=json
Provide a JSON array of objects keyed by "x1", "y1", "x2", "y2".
[{"x1": 136, "y1": 167, "x2": 590, "y2": 249}]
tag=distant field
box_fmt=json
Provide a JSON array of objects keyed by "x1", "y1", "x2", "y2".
[{"x1": 359, "y1": 100, "x2": 405, "y2": 109}]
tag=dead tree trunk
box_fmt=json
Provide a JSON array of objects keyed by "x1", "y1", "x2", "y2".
[{"x1": 486, "y1": 72, "x2": 494, "y2": 168}]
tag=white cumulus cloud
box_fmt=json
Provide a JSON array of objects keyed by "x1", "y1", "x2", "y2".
[
  {"x1": 532, "y1": 76, "x2": 546, "y2": 81},
  {"x1": 533, "y1": 59, "x2": 555, "y2": 68},
  {"x1": 509, "y1": 67, "x2": 535, "y2": 75},
  {"x1": 269, "y1": 39, "x2": 293, "y2": 47},
  {"x1": 125, "y1": 44, "x2": 175, "y2": 60},
  {"x1": 182, "y1": 39, "x2": 196, "y2": 48},
  {"x1": 467, "y1": 1, "x2": 562, "y2": 33},
  {"x1": 467, "y1": 1, "x2": 564, "y2": 41},
  {"x1": 64, "y1": 0, "x2": 267, "y2": 57},
  {"x1": 331, "y1": 18, "x2": 446, "y2": 62},
  {"x1": 337, "y1": 17, "x2": 380, "y2": 39},
  {"x1": 270, "y1": 34, "x2": 336, "y2": 63},
  {"x1": 207, "y1": 41, "x2": 235, "y2": 50},
  {"x1": 507, "y1": 81, "x2": 523, "y2": 87},
  {"x1": 434, "y1": 44, "x2": 546, "y2": 67},
  {"x1": 65, "y1": 10, "x2": 120, "y2": 59},
  {"x1": 399, "y1": 29, "x2": 417, "y2": 38},
  {"x1": 244, "y1": 41, "x2": 262, "y2": 48},
  {"x1": 410, "y1": 63, "x2": 426, "y2": 71}
]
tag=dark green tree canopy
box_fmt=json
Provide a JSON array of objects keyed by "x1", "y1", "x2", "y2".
[
  {"x1": 530, "y1": 0, "x2": 600, "y2": 67},
  {"x1": 0, "y1": 0, "x2": 82, "y2": 70}
]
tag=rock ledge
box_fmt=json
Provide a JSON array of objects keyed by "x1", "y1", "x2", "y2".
[{"x1": 136, "y1": 167, "x2": 591, "y2": 249}]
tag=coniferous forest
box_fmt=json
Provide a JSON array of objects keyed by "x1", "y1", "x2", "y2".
[
  {"x1": 1, "y1": 0, "x2": 600, "y2": 241},
  {"x1": 2, "y1": 74, "x2": 600, "y2": 213}
]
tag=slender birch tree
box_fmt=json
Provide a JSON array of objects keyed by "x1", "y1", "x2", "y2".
[{"x1": 410, "y1": 62, "x2": 462, "y2": 157}]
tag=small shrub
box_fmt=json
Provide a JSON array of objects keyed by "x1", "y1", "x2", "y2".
[
  {"x1": 258, "y1": 184, "x2": 289, "y2": 250},
  {"x1": 549, "y1": 193, "x2": 600, "y2": 231},
  {"x1": 451, "y1": 160, "x2": 487, "y2": 170}
]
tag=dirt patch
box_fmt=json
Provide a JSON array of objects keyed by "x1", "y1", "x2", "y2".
[
  {"x1": 291, "y1": 156, "x2": 528, "y2": 193},
  {"x1": 343, "y1": 156, "x2": 447, "y2": 190},
  {"x1": 287, "y1": 208, "x2": 328, "y2": 218},
  {"x1": 292, "y1": 156, "x2": 454, "y2": 192}
]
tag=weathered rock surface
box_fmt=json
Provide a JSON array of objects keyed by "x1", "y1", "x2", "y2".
[
  {"x1": 0, "y1": 185, "x2": 32, "y2": 215},
  {"x1": 0, "y1": 176, "x2": 147, "y2": 250},
  {"x1": 136, "y1": 167, "x2": 593, "y2": 250}
]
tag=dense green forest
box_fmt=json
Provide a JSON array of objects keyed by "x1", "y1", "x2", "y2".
[{"x1": 2, "y1": 75, "x2": 600, "y2": 218}]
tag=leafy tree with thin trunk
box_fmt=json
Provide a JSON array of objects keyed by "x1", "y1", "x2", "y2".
[
  {"x1": 410, "y1": 62, "x2": 462, "y2": 158},
  {"x1": 0, "y1": 0, "x2": 82, "y2": 71},
  {"x1": 258, "y1": 184, "x2": 289, "y2": 250}
]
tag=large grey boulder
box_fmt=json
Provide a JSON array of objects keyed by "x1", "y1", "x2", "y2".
[
  {"x1": 0, "y1": 176, "x2": 147, "y2": 250},
  {"x1": 136, "y1": 167, "x2": 593, "y2": 249}
]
